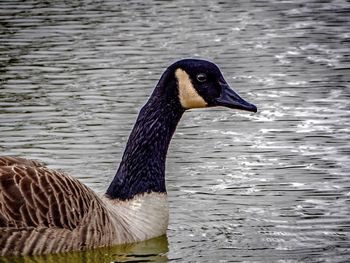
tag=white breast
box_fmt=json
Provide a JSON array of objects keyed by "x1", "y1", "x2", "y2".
[{"x1": 101, "y1": 193, "x2": 169, "y2": 244}]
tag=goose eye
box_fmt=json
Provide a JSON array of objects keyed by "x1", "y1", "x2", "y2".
[{"x1": 196, "y1": 73, "x2": 207, "y2": 83}]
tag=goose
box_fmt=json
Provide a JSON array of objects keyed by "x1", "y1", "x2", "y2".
[{"x1": 0, "y1": 59, "x2": 257, "y2": 256}]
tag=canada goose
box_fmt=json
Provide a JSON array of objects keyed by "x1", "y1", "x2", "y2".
[{"x1": 0, "y1": 59, "x2": 257, "y2": 256}]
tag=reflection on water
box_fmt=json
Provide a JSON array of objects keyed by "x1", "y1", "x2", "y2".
[
  {"x1": 0, "y1": 236, "x2": 168, "y2": 263},
  {"x1": 1, "y1": 0, "x2": 350, "y2": 262}
]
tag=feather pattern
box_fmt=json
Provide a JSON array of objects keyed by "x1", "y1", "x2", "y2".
[{"x1": 0, "y1": 156, "x2": 168, "y2": 256}]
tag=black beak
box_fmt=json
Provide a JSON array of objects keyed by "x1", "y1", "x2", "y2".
[{"x1": 214, "y1": 82, "x2": 257, "y2": 113}]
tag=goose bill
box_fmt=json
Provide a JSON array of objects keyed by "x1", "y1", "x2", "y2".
[{"x1": 214, "y1": 83, "x2": 257, "y2": 112}]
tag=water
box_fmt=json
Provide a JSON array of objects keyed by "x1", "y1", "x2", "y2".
[{"x1": 1, "y1": 0, "x2": 349, "y2": 262}]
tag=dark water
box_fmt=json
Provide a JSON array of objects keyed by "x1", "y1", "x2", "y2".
[{"x1": 1, "y1": 0, "x2": 350, "y2": 262}]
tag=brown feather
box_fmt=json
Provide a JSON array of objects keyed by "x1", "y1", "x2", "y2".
[
  {"x1": 0, "y1": 156, "x2": 168, "y2": 256},
  {"x1": 0, "y1": 156, "x2": 116, "y2": 255}
]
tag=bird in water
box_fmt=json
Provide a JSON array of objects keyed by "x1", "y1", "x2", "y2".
[{"x1": 0, "y1": 59, "x2": 257, "y2": 256}]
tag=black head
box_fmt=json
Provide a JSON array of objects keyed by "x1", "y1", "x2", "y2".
[{"x1": 167, "y1": 59, "x2": 257, "y2": 112}]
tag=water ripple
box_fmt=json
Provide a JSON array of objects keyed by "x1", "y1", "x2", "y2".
[{"x1": 1, "y1": 0, "x2": 350, "y2": 262}]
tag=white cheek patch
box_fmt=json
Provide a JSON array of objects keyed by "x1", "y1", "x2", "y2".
[{"x1": 175, "y1": 68, "x2": 207, "y2": 109}]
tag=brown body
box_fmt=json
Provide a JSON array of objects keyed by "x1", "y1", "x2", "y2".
[
  {"x1": 0, "y1": 156, "x2": 116, "y2": 255},
  {"x1": 0, "y1": 156, "x2": 168, "y2": 256}
]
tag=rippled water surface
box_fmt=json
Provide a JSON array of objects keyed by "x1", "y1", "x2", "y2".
[{"x1": 1, "y1": 0, "x2": 350, "y2": 262}]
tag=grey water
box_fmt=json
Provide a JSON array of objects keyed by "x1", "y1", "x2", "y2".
[{"x1": 0, "y1": 0, "x2": 349, "y2": 262}]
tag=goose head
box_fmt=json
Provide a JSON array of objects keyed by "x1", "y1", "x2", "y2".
[
  {"x1": 161, "y1": 59, "x2": 257, "y2": 113},
  {"x1": 107, "y1": 59, "x2": 257, "y2": 201}
]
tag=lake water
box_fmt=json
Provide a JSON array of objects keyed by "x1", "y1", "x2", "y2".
[{"x1": 1, "y1": 0, "x2": 349, "y2": 262}]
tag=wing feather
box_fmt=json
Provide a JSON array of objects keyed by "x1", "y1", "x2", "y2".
[{"x1": 0, "y1": 156, "x2": 101, "y2": 230}]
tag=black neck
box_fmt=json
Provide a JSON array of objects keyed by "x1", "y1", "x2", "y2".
[{"x1": 106, "y1": 72, "x2": 185, "y2": 200}]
